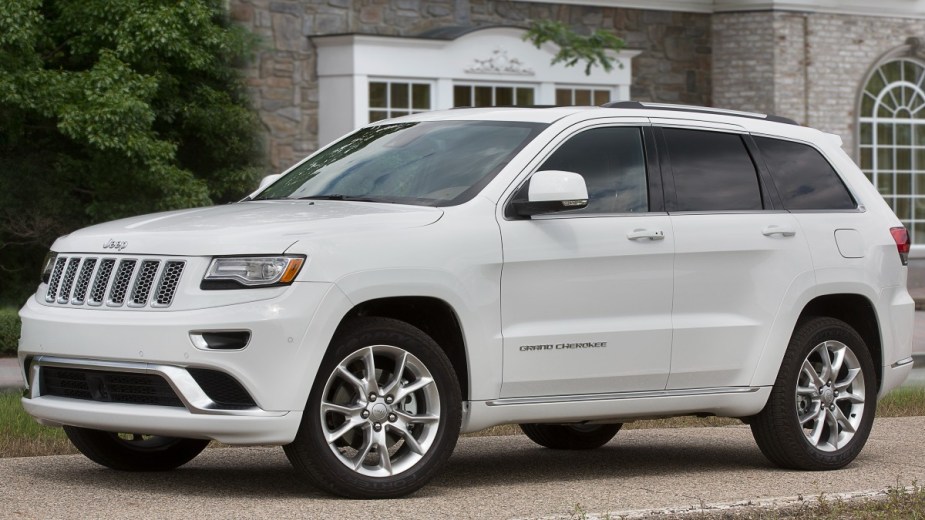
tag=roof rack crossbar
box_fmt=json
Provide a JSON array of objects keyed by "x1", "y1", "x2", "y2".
[{"x1": 602, "y1": 101, "x2": 798, "y2": 126}]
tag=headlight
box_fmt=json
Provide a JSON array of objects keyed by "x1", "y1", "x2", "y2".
[
  {"x1": 201, "y1": 255, "x2": 305, "y2": 289},
  {"x1": 41, "y1": 251, "x2": 58, "y2": 284}
]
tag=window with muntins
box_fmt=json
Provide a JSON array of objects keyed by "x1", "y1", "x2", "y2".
[
  {"x1": 454, "y1": 84, "x2": 535, "y2": 107},
  {"x1": 555, "y1": 88, "x2": 611, "y2": 106},
  {"x1": 755, "y1": 137, "x2": 856, "y2": 210},
  {"x1": 858, "y1": 58, "x2": 925, "y2": 243},
  {"x1": 369, "y1": 81, "x2": 432, "y2": 123},
  {"x1": 535, "y1": 127, "x2": 648, "y2": 214},
  {"x1": 663, "y1": 128, "x2": 763, "y2": 212}
]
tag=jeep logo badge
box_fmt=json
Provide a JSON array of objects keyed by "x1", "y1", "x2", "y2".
[{"x1": 102, "y1": 239, "x2": 128, "y2": 251}]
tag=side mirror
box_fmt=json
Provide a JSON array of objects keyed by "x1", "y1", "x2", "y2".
[
  {"x1": 246, "y1": 174, "x2": 283, "y2": 199},
  {"x1": 513, "y1": 170, "x2": 589, "y2": 217}
]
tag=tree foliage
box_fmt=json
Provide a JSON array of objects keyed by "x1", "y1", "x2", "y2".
[
  {"x1": 523, "y1": 20, "x2": 626, "y2": 76},
  {"x1": 0, "y1": 0, "x2": 262, "y2": 303}
]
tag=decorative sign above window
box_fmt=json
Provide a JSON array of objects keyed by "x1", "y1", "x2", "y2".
[{"x1": 465, "y1": 49, "x2": 535, "y2": 76}]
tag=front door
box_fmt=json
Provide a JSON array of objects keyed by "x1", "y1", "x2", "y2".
[{"x1": 498, "y1": 122, "x2": 674, "y2": 398}]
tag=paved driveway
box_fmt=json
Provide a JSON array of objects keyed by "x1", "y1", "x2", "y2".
[{"x1": 1, "y1": 417, "x2": 924, "y2": 519}]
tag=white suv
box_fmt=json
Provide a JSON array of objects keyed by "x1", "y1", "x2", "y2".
[{"x1": 18, "y1": 102, "x2": 916, "y2": 498}]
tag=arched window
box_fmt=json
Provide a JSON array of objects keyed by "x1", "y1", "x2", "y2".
[{"x1": 858, "y1": 58, "x2": 925, "y2": 244}]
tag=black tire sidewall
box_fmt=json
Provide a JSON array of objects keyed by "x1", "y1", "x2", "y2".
[
  {"x1": 755, "y1": 317, "x2": 877, "y2": 470},
  {"x1": 63, "y1": 426, "x2": 209, "y2": 471},
  {"x1": 287, "y1": 317, "x2": 462, "y2": 499},
  {"x1": 520, "y1": 423, "x2": 621, "y2": 450}
]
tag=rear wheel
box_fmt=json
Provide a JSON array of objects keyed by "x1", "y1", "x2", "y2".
[
  {"x1": 63, "y1": 426, "x2": 209, "y2": 471},
  {"x1": 750, "y1": 317, "x2": 877, "y2": 470},
  {"x1": 284, "y1": 317, "x2": 461, "y2": 499},
  {"x1": 520, "y1": 423, "x2": 622, "y2": 450}
]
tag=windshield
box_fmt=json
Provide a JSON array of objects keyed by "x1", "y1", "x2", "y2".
[{"x1": 255, "y1": 120, "x2": 547, "y2": 206}]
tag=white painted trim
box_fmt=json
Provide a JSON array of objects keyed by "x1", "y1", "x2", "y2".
[
  {"x1": 511, "y1": 0, "x2": 925, "y2": 18},
  {"x1": 511, "y1": 0, "x2": 713, "y2": 12}
]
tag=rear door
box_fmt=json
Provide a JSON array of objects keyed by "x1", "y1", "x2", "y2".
[{"x1": 656, "y1": 121, "x2": 815, "y2": 390}]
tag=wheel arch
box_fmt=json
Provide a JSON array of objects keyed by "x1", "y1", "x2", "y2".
[
  {"x1": 795, "y1": 294, "x2": 883, "y2": 389},
  {"x1": 335, "y1": 296, "x2": 471, "y2": 401}
]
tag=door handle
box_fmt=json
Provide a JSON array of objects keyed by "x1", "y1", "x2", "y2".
[
  {"x1": 627, "y1": 229, "x2": 665, "y2": 241},
  {"x1": 762, "y1": 225, "x2": 796, "y2": 237}
]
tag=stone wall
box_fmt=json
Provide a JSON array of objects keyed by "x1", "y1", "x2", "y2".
[
  {"x1": 713, "y1": 11, "x2": 925, "y2": 158},
  {"x1": 231, "y1": 0, "x2": 712, "y2": 170}
]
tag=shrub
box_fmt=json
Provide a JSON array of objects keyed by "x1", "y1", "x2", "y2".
[{"x1": 0, "y1": 307, "x2": 21, "y2": 356}]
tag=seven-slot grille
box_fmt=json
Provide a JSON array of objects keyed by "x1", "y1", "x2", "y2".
[{"x1": 45, "y1": 256, "x2": 185, "y2": 308}]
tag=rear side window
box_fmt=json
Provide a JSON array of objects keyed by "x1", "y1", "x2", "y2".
[
  {"x1": 663, "y1": 128, "x2": 763, "y2": 212},
  {"x1": 754, "y1": 136, "x2": 856, "y2": 210}
]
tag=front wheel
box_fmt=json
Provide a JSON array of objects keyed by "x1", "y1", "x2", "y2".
[
  {"x1": 750, "y1": 317, "x2": 877, "y2": 470},
  {"x1": 63, "y1": 426, "x2": 209, "y2": 471},
  {"x1": 284, "y1": 317, "x2": 461, "y2": 499},
  {"x1": 520, "y1": 423, "x2": 622, "y2": 450}
]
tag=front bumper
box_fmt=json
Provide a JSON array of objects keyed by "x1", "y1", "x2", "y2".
[
  {"x1": 18, "y1": 281, "x2": 348, "y2": 444},
  {"x1": 22, "y1": 395, "x2": 303, "y2": 444}
]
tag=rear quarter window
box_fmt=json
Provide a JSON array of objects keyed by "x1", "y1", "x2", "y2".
[{"x1": 754, "y1": 136, "x2": 856, "y2": 210}]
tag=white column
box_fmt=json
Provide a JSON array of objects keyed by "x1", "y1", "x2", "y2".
[
  {"x1": 435, "y1": 78, "x2": 455, "y2": 110},
  {"x1": 537, "y1": 82, "x2": 556, "y2": 105}
]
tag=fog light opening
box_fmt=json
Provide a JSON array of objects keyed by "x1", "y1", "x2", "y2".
[{"x1": 189, "y1": 330, "x2": 251, "y2": 350}]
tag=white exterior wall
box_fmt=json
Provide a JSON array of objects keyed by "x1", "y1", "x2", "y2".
[{"x1": 314, "y1": 27, "x2": 639, "y2": 145}]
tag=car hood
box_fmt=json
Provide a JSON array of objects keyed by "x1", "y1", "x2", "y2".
[{"x1": 51, "y1": 200, "x2": 444, "y2": 256}]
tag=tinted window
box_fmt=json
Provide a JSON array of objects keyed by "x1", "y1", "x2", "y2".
[
  {"x1": 537, "y1": 127, "x2": 648, "y2": 213},
  {"x1": 755, "y1": 136, "x2": 856, "y2": 210},
  {"x1": 663, "y1": 128, "x2": 763, "y2": 212}
]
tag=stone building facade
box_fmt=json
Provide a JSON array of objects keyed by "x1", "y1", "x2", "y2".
[
  {"x1": 713, "y1": 11, "x2": 925, "y2": 156},
  {"x1": 230, "y1": 0, "x2": 925, "y2": 250},
  {"x1": 230, "y1": 0, "x2": 711, "y2": 169}
]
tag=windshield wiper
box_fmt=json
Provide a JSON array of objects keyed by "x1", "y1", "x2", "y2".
[{"x1": 295, "y1": 194, "x2": 388, "y2": 203}]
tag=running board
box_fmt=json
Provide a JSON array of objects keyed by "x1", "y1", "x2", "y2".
[{"x1": 462, "y1": 386, "x2": 771, "y2": 434}]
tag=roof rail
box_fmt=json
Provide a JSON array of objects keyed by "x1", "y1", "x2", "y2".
[{"x1": 602, "y1": 101, "x2": 799, "y2": 126}]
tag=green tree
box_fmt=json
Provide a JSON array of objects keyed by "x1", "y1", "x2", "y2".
[
  {"x1": 0, "y1": 0, "x2": 262, "y2": 304},
  {"x1": 523, "y1": 20, "x2": 625, "y2": 76}
]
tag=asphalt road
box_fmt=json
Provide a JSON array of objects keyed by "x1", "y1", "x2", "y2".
[{"x1": 1, "y1": 417, "x2": 924, "y2": 519}]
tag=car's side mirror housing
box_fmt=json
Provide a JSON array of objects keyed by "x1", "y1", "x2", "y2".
[
  {"x1": 513, "y1": 170, "x2": 589, "y2": 217},
  {"x1": 246, "y1": 174, "x2": 283, "y2": 199}
]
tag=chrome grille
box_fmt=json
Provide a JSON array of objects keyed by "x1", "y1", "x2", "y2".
[
  {"x1": 71, "y1": 258, "x2": 97, "y2": 304},
  {"x1": 45, "y1": 257, "x2": 67, "y2": 303},
  {"x1": 129, "y1": 260, "x2": 159, "y2": 306},
  {"x1": 42, "y1": 256, "x2": 185, "y2": 309},
  {"x1": 154, "y1": 261, "x2": 185, "y2": 307},
  {"x1": 108, "y1": 260, "x2": 137, "y2": 306},
  {"x1": 57, "y1": 258, "x2": 81, "y2": 304},
  {"x1": 88, "y1": 259, "x2": 116, "y2": 305}
]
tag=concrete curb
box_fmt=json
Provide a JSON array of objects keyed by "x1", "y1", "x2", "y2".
[{"x1": 0, "y1": 357, "x2": 23, "y2": 390}]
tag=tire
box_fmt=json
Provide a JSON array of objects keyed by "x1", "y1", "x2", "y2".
[
  {"x1": 750, "y1": 317, "x2": 877, "y2": 470},
  {"x1": 284, "y1": 317, "x2": 462, "y2": 499},
  {"x1": 520, "y1": 423, "x2": 621, "y2": 450},
  {"x1": 62, "y1": 426, "x2": 209, "y2": 471}
]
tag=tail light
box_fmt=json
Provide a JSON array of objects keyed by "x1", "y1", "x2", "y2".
[{"x1": 890, "y1": 227, "x2": 910, "y2": 265}]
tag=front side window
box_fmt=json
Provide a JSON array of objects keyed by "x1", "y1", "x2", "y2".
[
  {"x1": 534, "y1": 127, "x2": 648, "y2": 214},
  {"x1": 858, "y1": 58, "x2": 925, "y2": 243},
  {"x1": 256, "y1": 121, "x2": 546, "y2": 207},
  {"x1": 369, "y1": 80, "x2": 431, "y2": 123},
  {"x1": 663, "y1": 128, "x2": 763, "y2": 212},
  {"x1": 755, "y1": 137, "x2": 856, "y2": 210}
]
